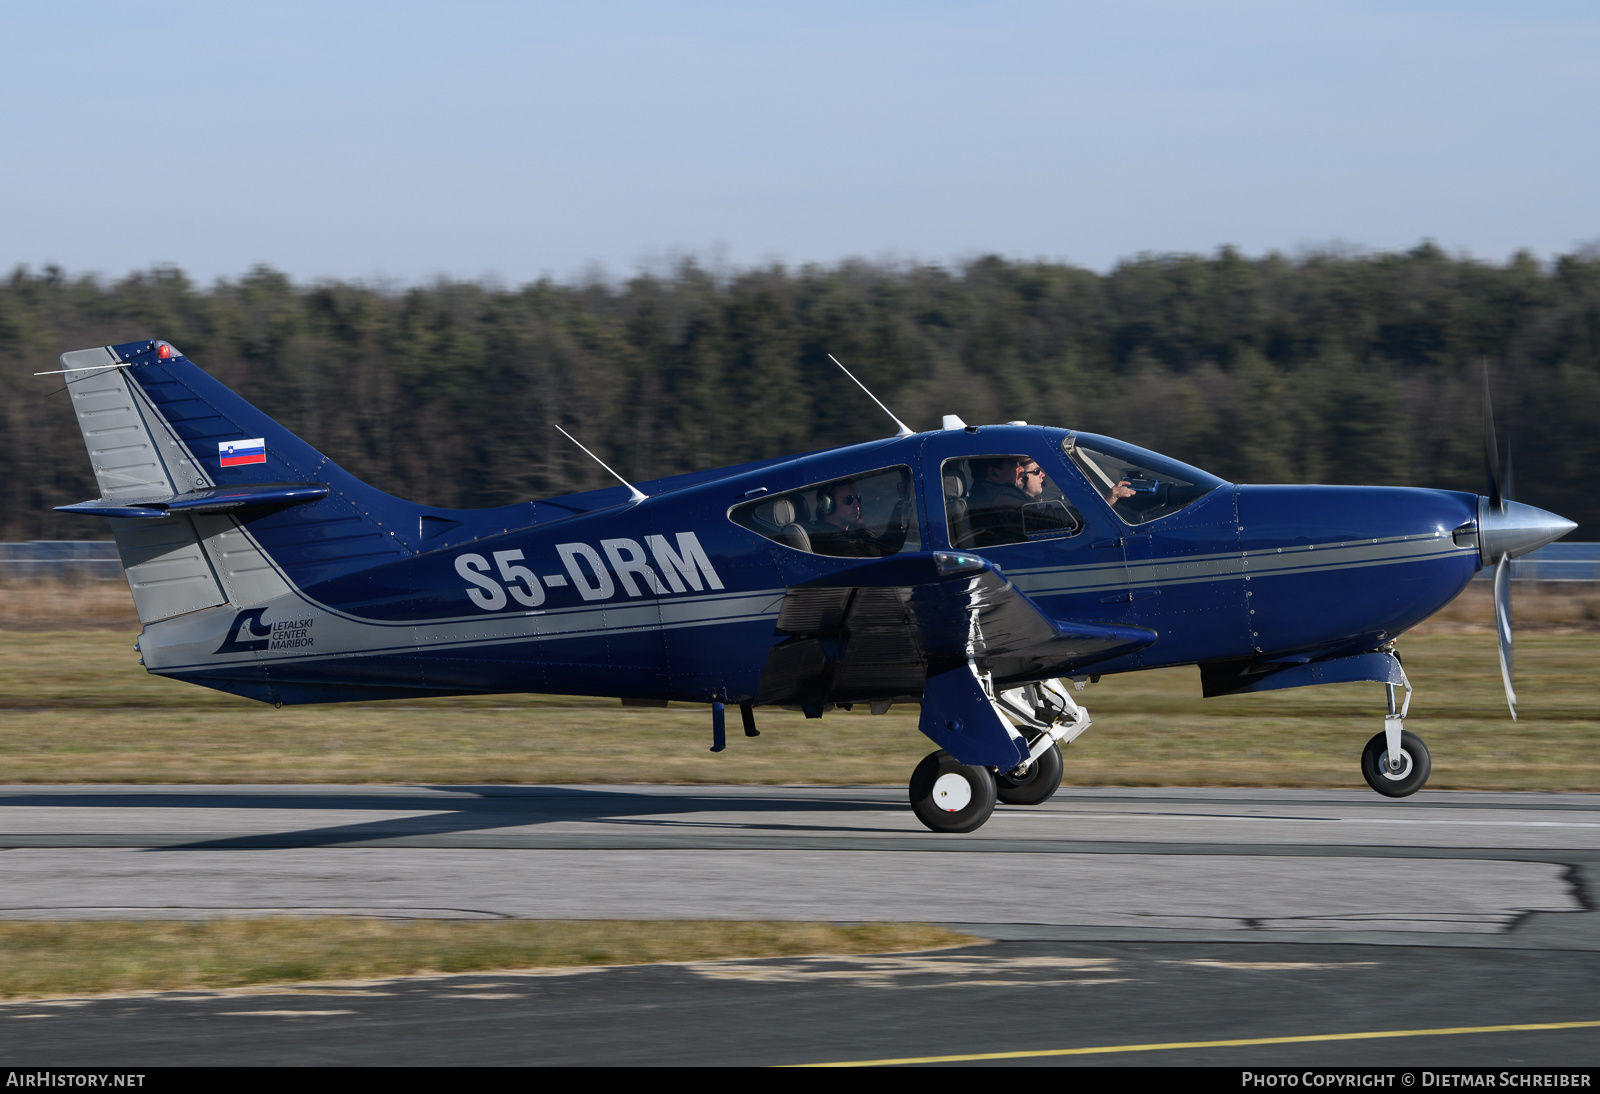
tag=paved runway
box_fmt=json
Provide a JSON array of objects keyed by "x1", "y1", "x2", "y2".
[
  {"x1": 3, "y1": 784, "x2": 1598, "y2": 1065},
  {"x1": 1, "y1": 784, "x2": 1596, "y2": 945}
]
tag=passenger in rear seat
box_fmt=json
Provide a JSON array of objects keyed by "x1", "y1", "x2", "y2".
[{"x1": 807, "y1": 480, "x2": 904, "y2": 558}]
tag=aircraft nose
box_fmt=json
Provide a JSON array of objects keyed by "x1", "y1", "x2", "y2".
[{"x1": 1477, "y1": 498, "x2": 1578, "y2": 562}]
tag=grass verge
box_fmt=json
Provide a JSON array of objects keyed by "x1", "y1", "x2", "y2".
[
  {"x1": 0, "y1": 630, "x2": 1595, "y2": 789},
  {"x1": 5, "y1": 576, "x2": 1595, "y2": 632},
  {"x1": 0, "y1": 918, "x2": 975, "y2": 1001}
]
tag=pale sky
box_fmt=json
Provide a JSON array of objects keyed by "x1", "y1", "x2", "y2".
[{"x1": 4, "y1": 1, "x2": 1597, "y2": 285}]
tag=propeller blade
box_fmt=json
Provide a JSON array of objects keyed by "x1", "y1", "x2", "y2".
[
  {"x1": 1494, "y1": 553, "x2": 1517, "y2": 721},
  {"x1": 1483, "y1": 366, "x2": 1503, "y2": 510},
  {"x1": 1503, "y1": 440, "x2": 1515, "y2": 505}
]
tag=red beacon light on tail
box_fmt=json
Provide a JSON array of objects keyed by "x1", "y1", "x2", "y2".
[{"x1": 156, "y1": 343, "x2": 173, "y2": 359}]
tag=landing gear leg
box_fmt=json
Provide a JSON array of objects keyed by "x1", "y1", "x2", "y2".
[
  {"x1": 991, "y1": 680, "x2": 1091, "y2": 806},
  {"x1": 1361, "y1": 671, "x2": 1431, "y2": 797}
]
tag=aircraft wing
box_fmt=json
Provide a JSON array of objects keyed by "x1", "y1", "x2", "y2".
[{"x1": 753, "y1": 550, "x2": 1156, "y2": 708}]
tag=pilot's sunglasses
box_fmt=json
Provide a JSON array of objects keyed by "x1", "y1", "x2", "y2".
[
  {"x1": 838, "y1": 494, "x2": 861, "y2": 505},
  {"x1": 1024, "y1": 468, "x2": 1046, "y2": 477}
]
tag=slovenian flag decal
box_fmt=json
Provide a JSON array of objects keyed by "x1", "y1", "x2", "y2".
[{"x1": 219, "y1": 438, "x2": 266, "y2": 467}]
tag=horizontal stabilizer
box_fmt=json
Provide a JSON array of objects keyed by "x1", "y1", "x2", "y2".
[{"x1": 55, "y1": 482, "x2": 329, "y2": 519}]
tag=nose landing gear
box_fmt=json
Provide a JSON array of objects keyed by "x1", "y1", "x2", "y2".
[{"x1": 1360, "y1": 674, "x2": 1431, "y2": 797}]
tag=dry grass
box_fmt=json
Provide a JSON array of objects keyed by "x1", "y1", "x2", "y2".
[
  {"x1": 0, "y1": 582, "x2": 1596, "y2": 790},
  {"x1": 0, "y1": 919, "x2": 974, "y2": 1001},
  {"x1": 0, "y1": 579, "x2": 139, "y2": 630},
  {"x1": 0, "y1": 627, "x2": 1594, "y2": 790},
  {"x1": 1415, "y1": 581, "x2": 1600, "y2": 632},
  {"x1": 6, "y1": 577, "x2": 1600, "y2": 632}
]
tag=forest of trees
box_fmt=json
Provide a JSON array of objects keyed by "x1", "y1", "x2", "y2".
[{"x1": 3, "y1": 243, "x2": 1598, "y2": 542}]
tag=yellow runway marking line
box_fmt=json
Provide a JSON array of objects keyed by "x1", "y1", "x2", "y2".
[{"x1": 791, "y1": 1018, "x2": 1600, "y2": 1067}]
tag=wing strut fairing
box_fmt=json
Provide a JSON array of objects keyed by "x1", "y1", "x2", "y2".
[{"x1": 918, "y1": 663, "x2": 1029, "y2": 768}]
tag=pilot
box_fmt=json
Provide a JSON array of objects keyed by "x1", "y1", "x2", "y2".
[
  {"x1": 808, "y1": 480, "x2": 904, "y2": 558},
  {"x1": 967, "y1": 457, "x2": 1085, "y2": 543},
  {"x1": 1021, "y1": 459, "x2": 1047, "y2": 502},
  {"x1": 965, "y1": 457, "x2": 1034, "y2": 546}
]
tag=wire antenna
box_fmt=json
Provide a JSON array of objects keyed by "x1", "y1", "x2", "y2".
[
  {"x1": 828, "y1": 354, "x2": 914, "y2": 437},
  {"x1": 553, "y1": 423, "x2": 648, "y2": 504},
  {"x1": 33, "y1": 362, "x2": 122, "y2": 377}
]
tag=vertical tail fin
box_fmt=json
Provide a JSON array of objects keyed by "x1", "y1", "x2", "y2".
[
  {"x1": 57, "y1": 340, "x2": 414, "y2": 624},
  {"x1": 62, "y1": 345, "x2": 233, "y2": 622}
]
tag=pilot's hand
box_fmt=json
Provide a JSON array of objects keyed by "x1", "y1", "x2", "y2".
[{"x1": 1107, "y1": 480, "x2": 1136, "y2": 504}]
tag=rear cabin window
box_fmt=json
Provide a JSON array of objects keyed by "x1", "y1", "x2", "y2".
[
  {"x1": 730, "y1": 465, "x2": 920, "y2": 558},
  {"x1": 941, "y1": 455, "x2": 1083, "y2": 548}
]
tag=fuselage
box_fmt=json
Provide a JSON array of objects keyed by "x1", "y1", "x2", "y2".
[{"x1": 145, "y1": 424, "x2": 1484, "y2": 706}]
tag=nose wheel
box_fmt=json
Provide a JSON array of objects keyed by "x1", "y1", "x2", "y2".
[
  {"x1": 909, "y1": 750, "x2": 997, "y2": 833},
  {"x1": 1361, "y1": 729, "x2": 1431, "y2": 797}
]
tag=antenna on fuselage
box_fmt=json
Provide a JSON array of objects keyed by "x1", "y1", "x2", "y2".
[
  {"x1": 827, "y1": 354, "x2": 914, "y2": 438},
  {"x1": 552, "y1": 423, "x2": 648, "y2": 504}
]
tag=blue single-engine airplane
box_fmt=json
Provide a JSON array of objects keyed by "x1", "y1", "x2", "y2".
[{"x1": 48, "y1": 340, "x2": 1576, "y2": 832}]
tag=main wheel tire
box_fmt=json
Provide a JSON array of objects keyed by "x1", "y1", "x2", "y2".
[
  {"x1": 996, "y1": 742, "x2": 1064, "y2": 805},
  {"x1": 909, "y1": 750, "x2": 998, "y2": 833},
  {"x1": 1360, "y1": 729, "x2": 1432, "y2": 798}
]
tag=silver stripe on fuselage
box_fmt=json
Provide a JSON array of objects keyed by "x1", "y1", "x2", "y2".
[
  {"x1": 153, "y1": 590, "x2": 789, "y2": 673},
  {"x1": 151, "y1": 528, "x2": 1473, "y2": 674},
  {"x1": 1006, "y1": 532, "x2": 1470, "y2": 596}
]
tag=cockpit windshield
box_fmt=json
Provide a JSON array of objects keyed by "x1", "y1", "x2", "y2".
[{"x1": 1062, "y1": 433, "x2": 1225, "y2": 526}]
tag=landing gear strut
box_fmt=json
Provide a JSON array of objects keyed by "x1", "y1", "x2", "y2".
[
  {"x1": 991, "y1": 678, "x2": 1089, "y2": 807},
  {"x1": 1360, "y1": 672, "x2": 1431, "y2": 797}
]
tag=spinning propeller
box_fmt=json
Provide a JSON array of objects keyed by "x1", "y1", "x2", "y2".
[{"x1": 1478, "y1": 371, "x2": 1577, "y2": 720}]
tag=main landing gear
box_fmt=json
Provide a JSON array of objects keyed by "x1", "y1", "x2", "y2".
[
  {"x1": 910, "y1": 678, "x2": 1090, "y2": 833},
  {"x1": 1360, "y1": 671, "x2": 1432, "y2": 797},
  {"x1": 996, "y1": 742, "x2": 1064, "y2": 806}
]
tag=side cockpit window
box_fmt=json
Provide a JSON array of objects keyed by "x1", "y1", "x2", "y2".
[
  {"x1": 730, "y1": 465, "x2": 921, "y2": 558},
  {"x1": 942, "y1": 455, "x2": 1083, "y2": 548}
]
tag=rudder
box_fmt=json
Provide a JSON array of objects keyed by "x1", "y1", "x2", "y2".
[{"x1": 63, "y1": 345, "x2": 232, "y2": 622}]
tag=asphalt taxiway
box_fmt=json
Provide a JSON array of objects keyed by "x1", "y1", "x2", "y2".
[{"x1": 2, "y1": 784, "x2": 1598, "y2": 1065}]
